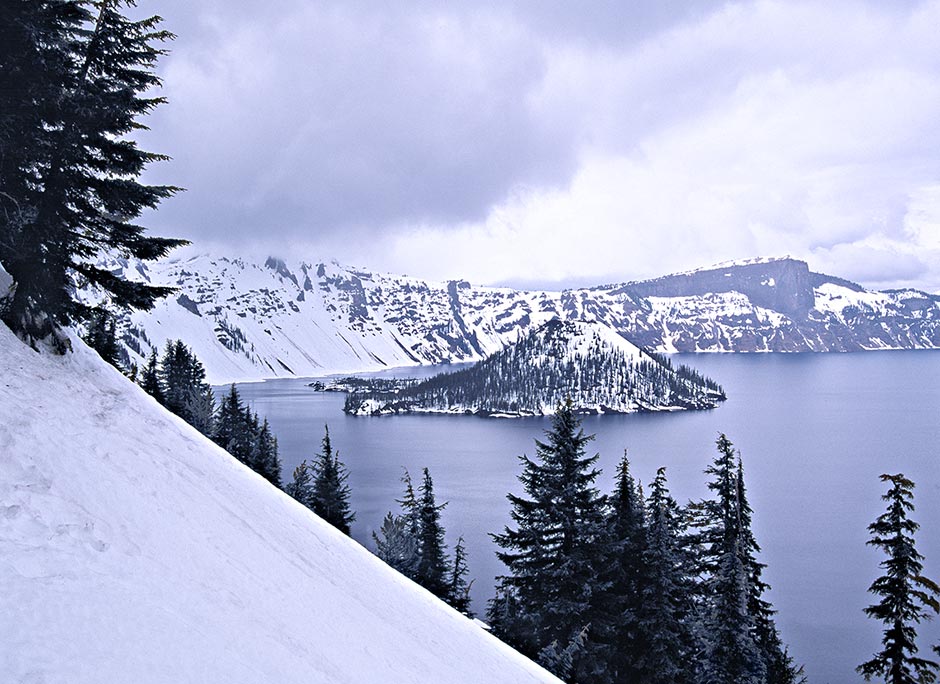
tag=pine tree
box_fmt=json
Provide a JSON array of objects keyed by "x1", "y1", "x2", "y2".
[
  {"x1": 858, "y1": 473, "x2": 940, "y2": 684},
  {"x1": 675, "y1": 499, "x2": 712, "y2": 684},
  {"x1": 254, "y1": 419, "x2": 282, "y2": 488},
  {"x1": 285, "y1": 461, "x2": 314, "y2": 508},
  {"x1": 397, "y1": 469, "x2": 422, "y2": 551},
  {"x1": 486, "y1": 580, "x2": 533, "y2": 653},
  {"x1": 490, "y1": 401, "x2": 607, "y2": 681},
  {"x1": 160, "y1": 340, "x2": 211, "y2": 427},
  {"x1": 244, "y1": 406, "x2": 261, "y2": 468},
  {"x1": 373, "y1": 512, "x2": 419, "y2": 579},
  {"x1": 700, "y1": 434, "x2": 766, "y2": 684},
  {"x1": 310, "y1": 426, "x2": 355, "y2": 535},
  {"x1": 84, "y1": 307, "x2": 119, "y2": 366},
  {"x1": 214, "y1": 383, "x2": 251, "y2": 463},
  {"x1": 0, "y1": 0, "x2": 185, "y2": 347},
  {"x1": 184, "y1": 382, "x2": 215, "y2": 438},
  {"x1": 590, "y1": 452, "x2": 646, "y2": 683},
  {"x1": 415, "y1": 467, "x2": 448, "y2": 599},
  {"x1": 1, "y1": 0, "x2": 84, "y2": 352},
  {"x1": 447, "y1": 536, "x2": 474, "y2": 617},
  {"x1": 636, "y1": 467, "x2": 696, "y2": 684},
  {"x1": 140, "y1": 347, "x2": 163, "y2": 402}
]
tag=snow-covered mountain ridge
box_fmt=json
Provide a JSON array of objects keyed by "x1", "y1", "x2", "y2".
[
  {"x1": 0, "y1": 324, "x2": 561, "y2": 684},
  {"x1": 104, "y1": 254, "x2": 940, "y2": 383},
  {"x1": 345, "y1": 319, "x2": 725, "y2": 417}
]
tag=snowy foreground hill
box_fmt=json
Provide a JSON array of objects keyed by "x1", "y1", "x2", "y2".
[
  {"x1": 345, "y1": 319, "x2": 725, "y2": 417},
  {"x1": 0, "y1": 326, "x2": 561, "y2": 684},
  {"x1": 96, "y1": 254, "x2": 940, "y2": 383}
]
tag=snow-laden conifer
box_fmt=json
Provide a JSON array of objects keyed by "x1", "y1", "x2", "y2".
[
  {"x1": 373, "y1": 512, "x2": 419, "y2": 578},
  {"x1": 309, "y1": 426, "x2": 355, "y2": 535},
  {"x1": 698, "y1": 434, "x2": 766, "y2": 684},
  {"x1": 254, "y1": 419, "x2": 282, "y2": 488},
  {"x1": 635, "y1": 467, "x2": 696, "y2": 684},
  {"x1": 858, "y1": 473, "x2": 940, "y2": 684},
  {"x1": 447, "y1": 537, "x2": 474, "y2": 617},
  {"x1": 491, "y1": 401, "x2": 607, "y2": 682},
  {"x1": 0, "y1": 0, "x2": 184, "y2": 348},
  {"x1": 415, "y1": 468, "x2": 448, "y2": 599},
  {"x1": 214, "y1": 384, "x2": 250, "y2": 462},
  {"x1": 285, "y1": 461, "x2": 314, "y2": 508},
  {"x1": 140, "y1": 348, "x2": 163, "y2": 403}
]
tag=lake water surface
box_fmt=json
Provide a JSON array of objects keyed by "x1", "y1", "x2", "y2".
[{"x1": 232, "y1": 352, "x2": 940, "y2": 684}]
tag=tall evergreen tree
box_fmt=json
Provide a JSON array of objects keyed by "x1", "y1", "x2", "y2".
[
  {"x1": 397, "y1": 469, "x2": 422, "y2": 549},
  {"x1": 160, "y1": 340, "x2": 211, "y2": 427},
  {"x1": 699, "y1": 434, "x2": 766, "y2": 684},
  {"x1": 447, "y1": 536, "x2": 474, "y2": 617},
  {"x1": 184, "y1": 382, "x2": 215, "y2": 438},
  {"x1": 254, "y1": 419, "x2": 282, "y2": 488},
  {"x1": 310, "y1": 426, "x2": 355, "y2": 535},
  {"x1": 243, "y1": 405, "x2": 260, "y2": 467},
  {"x1": 373, "y1": 469, "x2": 422, "y2": 580},
  {"x1": 490, "y1": 401, "x2": 607, "y2": 682},
  {"x1": 1, "y1": 0, "x2": 83, "y2": 352},
  {"x1": 285, "y1": 461, "x2": 314, "y2": 508},
  {"x1": 593, "y1": 453, "x2": 648, "y2": 684},
  {"x1": 858, "y1": 473, "x2": 940, "y2": 684},
  {"x1": 415, "y1": 467, "x2": 448, "y2": 599},
  {"x1": 486, "y1": 580, "x2": 530, "y2": 653},
  {"x1": 139, "y1": 347, "x2": 163, "y2": 402},
  {"x1": 213, "y1": 383, "x2": 252, "y2": 463},
  {"x1": 0, "y1": 0, "x2": 185, "y2": 347},
  {"x1": 373, "y1": 511, "x2": 419, "y2": 579},
  {"x1": 636, "y1": 467, "x2": 696, "y2": 684},
  {"x1": 84, "y1": 306, "x2": 119, "y2": 366}
]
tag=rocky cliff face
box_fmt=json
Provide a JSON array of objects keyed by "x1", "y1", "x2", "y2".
[
  {"x1": 613, "y1": 259, "x2": 940, "y2": 353},
  {"x1": 92, "y1": 254, "x2": 940, "y2": 382},
  {"x1": 621, "y1": 257, "x2": 817, "y2": 319}
]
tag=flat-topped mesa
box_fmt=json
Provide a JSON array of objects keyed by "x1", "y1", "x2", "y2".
[
  {"x1": 344, "y1": 319, "x2": 726, "y2": 417},
  {"x1": 622, "y1": 257, "x2": 817, "y2": 320}
]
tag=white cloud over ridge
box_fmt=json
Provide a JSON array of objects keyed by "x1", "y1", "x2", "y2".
[{"x1": 142, "y1": 0, "x2": 940, "y2": 292}]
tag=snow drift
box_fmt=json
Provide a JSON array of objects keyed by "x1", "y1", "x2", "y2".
[{"x1": 0, "y1": 324, "x2": 560, "y2": 684}]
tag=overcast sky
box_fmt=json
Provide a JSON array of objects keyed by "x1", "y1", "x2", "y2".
[{"x1": 138, "y1": 0, "x2": 940, "y2": 291}]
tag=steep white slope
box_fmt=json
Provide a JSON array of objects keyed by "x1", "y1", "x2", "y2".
[{"x1": 0, "y1": 326, "x2": 560, "y2": 684}]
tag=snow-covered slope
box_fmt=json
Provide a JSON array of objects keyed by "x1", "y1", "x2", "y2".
[
  {"x1": 95, "y1": 254, "x2": 940, "y2": 383},
  {"x1": 345, "y1": 319, "x2": 725, "y2": 417},
  {"x1": 0, "y1": 325, "x2": 561, "y2": 684}
]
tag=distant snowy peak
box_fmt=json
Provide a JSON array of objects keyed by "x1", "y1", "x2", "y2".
[
  {"x1": 89, "y1": 253, "x2": 940, "y2": 383},
  {"x1": 345, "y1": 318, "x2": 726, "y2": 417}
]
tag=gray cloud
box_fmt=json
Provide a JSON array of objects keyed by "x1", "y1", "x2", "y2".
[
  {"x1": 139, "y1": 0, "x2": 940, "y2": 292},
  {"x1": 142, "y1": 1, "x2": 581, "y2": 236}
]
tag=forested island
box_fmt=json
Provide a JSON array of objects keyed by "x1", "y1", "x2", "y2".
[{"x1": 344, "y1": 319, "x2": 725, "y2": 417}]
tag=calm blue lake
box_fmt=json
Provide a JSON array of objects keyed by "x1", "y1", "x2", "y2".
[{"x1": 232, "y1": 351, "x2": 940, "y2": 684}]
